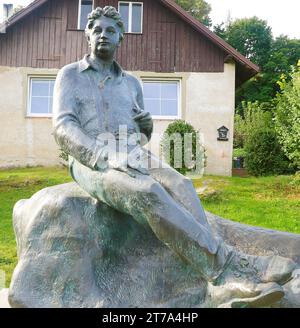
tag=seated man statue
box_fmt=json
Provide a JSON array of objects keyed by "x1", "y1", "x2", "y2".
[{"x1": 53, "y1": 6, "x2": 296, "y2": 307}]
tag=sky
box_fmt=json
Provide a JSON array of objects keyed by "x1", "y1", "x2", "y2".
[
  {"x1": 0, "y1": 0, "x2": 299, "y2": 39},
  {"x1": 208, "y1": 0, "x2": 300, "y2": 39}
]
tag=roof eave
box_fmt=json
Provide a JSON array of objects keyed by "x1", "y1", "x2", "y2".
[{"x1": 3, "y1": 0, "x2": 48, "y2": 30}]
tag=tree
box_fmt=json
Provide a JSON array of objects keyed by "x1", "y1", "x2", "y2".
[
  {"x1": 12, "y1": 5, "x2": 25, "y2": 15},
  {"x1": 235, "y1": 36, "x2": 300, "y2": 113},
  {"x1": 264, "y1": 36, "x2": 300, "y2": 93},
  {"x1": 275, "y1": 64, "x2": 300, "y2": 169},
  {"x1": 215, "y1": 15, "x2": 300, "y2": 112},
  {"x1": 213, "y1": 22, "x2": 227, "y2": 39},
  {"x1": 224, "y1": 17, "x2": 273, "y2": 68},
  {"x1": 175, "y1": 0, "x2": 212, "y2": 27}
]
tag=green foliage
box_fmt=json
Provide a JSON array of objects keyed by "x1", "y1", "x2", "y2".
[
  {"x1": 244, "y1": 128, "x2": 292, "y2": 176},
  {"x1": 236, "y1": 36, "x2": 300, "y2": 110},
  {"x1": 214, "y1": 15, "x2": 300, "y2": 111},
  {"x1": 161, "y1": 120, "x2": 206, "y2": 175},
  {"x1": 233, "y1": 148, "x2": 247, "y2": 158},
  {"x1": 275, "y1": 65, "x2": 300, "y2": 169},
  {"x1": 213, "y1": 22, "x2": 227, "y2": 39},
  {"x1": 234, "y1": 101, "x2": 273, "y2": 148},
  {"x1": 175, "y1": 0, "x2": 212, "y2": 26},
  {"x1": 224, "y1": 17, "x2": 273, "y2": 68},
  {"x1": 265, "y1": 36, "x2": 300, "y2": 87},
  {"x1": 234, "y1": 102, "x2": 293, "y2": 176},
  {"x1": 290, "y1": 171, "x2": 300, "y2": 186}
]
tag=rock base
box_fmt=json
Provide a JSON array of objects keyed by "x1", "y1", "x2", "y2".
[{"x1": 8, "y1": 183, "x2": 300, "y2": 308}]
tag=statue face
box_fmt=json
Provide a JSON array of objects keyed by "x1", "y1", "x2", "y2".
[{"x1": 88, "y1": 16, "x2": 121, "y2": 60}]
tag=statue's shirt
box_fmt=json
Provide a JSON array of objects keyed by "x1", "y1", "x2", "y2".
[{"x1": 53, "y1": 54, "x2": 147, "y2": 170}]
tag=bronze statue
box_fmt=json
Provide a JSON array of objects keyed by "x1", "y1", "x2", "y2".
[{"x1": 51, "y1": 7, "x2": 298, "y2": 307}]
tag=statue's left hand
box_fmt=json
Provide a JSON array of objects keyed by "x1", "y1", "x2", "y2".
[{"x1": 133, "y1": 110, "x2": 153, "y2": 132}]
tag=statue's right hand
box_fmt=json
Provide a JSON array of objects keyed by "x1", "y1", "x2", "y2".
[
  {"x1": 96, "y1": 149, "x2": 137, "y2": 178},
  {"x1": 108, "y1": 152, "x2": 137, "y2": 178}
]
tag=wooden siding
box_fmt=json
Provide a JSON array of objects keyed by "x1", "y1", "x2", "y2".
[{"x1": 0, "y1": 0, "x2": 226, "y2": 72}]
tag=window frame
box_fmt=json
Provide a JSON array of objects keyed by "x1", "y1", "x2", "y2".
[
  {"x1": 142, "y1": 79, "x2": 182, "y2": 120},
  {"x1": 27, "y1": 76, "x2": 56, "y2": 118},
  {"x1": 77, "y1": 0, "x2": 94, "y2": 30},
  {"x1": 118, "y1": 1, "x2": 144, "y2": 34}
]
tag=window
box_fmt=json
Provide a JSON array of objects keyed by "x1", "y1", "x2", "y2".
[
  {"x1": 78, "y1": 0, "x2": 93, "y2": 30},
  {"x1": 118, "y1": 2, "x2": 143, "y2": 33},
  {"x1": 3, "y1": 4, "x2": 13, "y2": 20},
  {"x1": 28, "y1": 78, "x2": 55, "y2": 117},
  {"x1": 142, "y1": 80, "x2": 181, "y2": 119}
]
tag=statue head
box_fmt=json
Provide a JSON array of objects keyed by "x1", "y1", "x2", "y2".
[{"x1": 85, "y1": 6, "x2": 125, "y2": 60}]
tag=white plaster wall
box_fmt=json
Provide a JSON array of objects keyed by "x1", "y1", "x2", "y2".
[
  {"x1": 0, "y1": 66, "x2": 60, "y2": 167},
  {"x1": 134, "y1": 63, "x2": 236, "y2": 176},
  {"x1": 184, "y1": 63, "x2": 235, "y2": 176},
  {"x1": 0, "y1": 63, "x2": 235, "y2": 175}
]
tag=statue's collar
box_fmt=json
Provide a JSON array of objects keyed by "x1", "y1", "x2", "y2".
[{"x1": 79, "y1": 54, "x2": 125, "y2": 80}]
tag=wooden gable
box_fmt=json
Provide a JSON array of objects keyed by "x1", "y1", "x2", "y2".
[{"x1": 0, "y1": 0, "x2": 227, "y2": 73}]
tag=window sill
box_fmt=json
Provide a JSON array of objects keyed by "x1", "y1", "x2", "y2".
[
  {"x1": 152, "y1": 116, "x2": 180, "y2": 120},
  {"x1": 26, "y1": 114, "x2": 53, "y2": 118}
]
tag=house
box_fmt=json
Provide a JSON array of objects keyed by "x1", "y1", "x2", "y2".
[{"x1": 0, "y1": 0, "x2": 259, "y2": 176}]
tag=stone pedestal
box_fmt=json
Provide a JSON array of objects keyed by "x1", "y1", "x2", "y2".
[{"x1": 7, "y1": 183, "x2": 300, "y2": 308}]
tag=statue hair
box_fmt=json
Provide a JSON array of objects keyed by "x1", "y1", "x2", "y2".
[{"x1": 85, "y1": 6, "x2": 125, "y2": 43}]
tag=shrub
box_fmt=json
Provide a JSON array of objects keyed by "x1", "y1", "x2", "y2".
[
  {"x1": 244, "y1": 128, "x2": 293, "y2": 176},
  {"x1": 275, "y1": 64, "x2": 300, "y2": 169},
  {"x1": 161, "y1": 120, "x2": 206, "y2": 175},
  {"x1": 234, "y1": 101, "x2": 273, "y2": 149},
  {"x1": 234, "y1": 101, "x2": 294, "y2": 176}
]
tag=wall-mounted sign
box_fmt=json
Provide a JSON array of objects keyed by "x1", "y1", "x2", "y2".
[{"x1": 217, "y1": 126, "x2": 229, "y2": 141}]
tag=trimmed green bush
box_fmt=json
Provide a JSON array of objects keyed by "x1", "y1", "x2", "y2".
[
  {"x1": 161, "y1": 120, "x2": 206, "y2": 175},
  {"x1": 234, "y1": 101, "x2": 295, "y2": 176},
  {"x1": 244, "y1": 129, "x2": 293, "y2": 176}
]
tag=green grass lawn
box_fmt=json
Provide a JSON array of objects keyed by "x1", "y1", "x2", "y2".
[
  {"x1": 192, "y1": 174, "x2": 300, "y2": 233},
  {"x1": 0, "y1": 167, "x2": 299, "y2": 287},
  {"x1": 0, "y1": 167, "x2": 72, "y2": 287}
]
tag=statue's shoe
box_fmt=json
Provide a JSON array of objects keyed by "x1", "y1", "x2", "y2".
[
  {"x1": 207, "y1": 247, "x2": 297, "y2": 308},
  {"x1": 214, "y1": 248, "x2": 297, "y2": 286},
  {"x1": 259, "y1": 255, "x2": 297, "y2": 284},
  {"x1": 217, "y1": 282, "x2": 284, "y2": 308}
]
